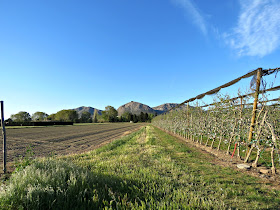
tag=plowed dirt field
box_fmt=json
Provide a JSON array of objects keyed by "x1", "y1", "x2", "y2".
[{"x1": 1, "y1": 123, "x2": 143, "y2": 170}]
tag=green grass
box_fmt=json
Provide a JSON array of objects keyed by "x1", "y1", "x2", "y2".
[{"x1": 0, "y1": 126, "x2": 279, "y2": 209}]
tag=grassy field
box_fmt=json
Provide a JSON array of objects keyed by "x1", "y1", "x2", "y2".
[
  {"x1": 1, "y1": 123, "x2": 143, "y2": 172},
  {"x1": 0, "y1": 125, "x2": 279, "y2": 209}
]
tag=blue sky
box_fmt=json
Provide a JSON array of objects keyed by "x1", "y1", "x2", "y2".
[{"x1": 1, "y1": 0, "x2": 280, "y2": 118}]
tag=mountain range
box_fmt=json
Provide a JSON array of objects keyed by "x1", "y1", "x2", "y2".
[
  {"x1": 73, "y1": 101, "x2": 186, "y2": 117},
  {"x1": 74, "y1": 106, "x2": 102, "y2": 117}
]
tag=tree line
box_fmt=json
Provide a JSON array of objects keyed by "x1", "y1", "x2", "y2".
[{"x1": 7, "y1": 106, "x2": 155, "y2": 124}]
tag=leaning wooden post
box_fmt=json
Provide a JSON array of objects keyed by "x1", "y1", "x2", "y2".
[
  {"x1": 244, "y1": 68, "x2": 262, "y2": 163},
  {"x1": 1, "y1": 101, "x2": 7, "y2": 174}
]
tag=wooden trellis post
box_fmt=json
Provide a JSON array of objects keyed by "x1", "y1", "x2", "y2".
[
  {"x1": 1, "y1": 101, "x2": 7, "y2": 173},
  {"x1": 244, "y1": 68, "x2": 262, "y2": 163}
]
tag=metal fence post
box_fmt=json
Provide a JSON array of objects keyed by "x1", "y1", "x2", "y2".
[{"x1": 1, "y1": 101, "x2": 7, "y2": 173}]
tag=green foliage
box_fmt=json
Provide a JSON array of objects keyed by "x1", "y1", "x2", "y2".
[
  {"x1": 80, "y1": 111, "x2": 92, "y2": 123},
  {"x1": 139, "y1": 112, "x2": 145, "y2": 122},
  {"x1": 47, "y1": 113, "x2": 56, "y2": 121},
  {"x1": 10, "y1": 111, "x2": 31, "y2": 122},
  {"x1": 120, "y1": 112, "x2": 154, "y2": 123},
  {"x1": 96, "y1": 114, "x2": 105, "y2": 123},
  {"x1": 101, "y1": 106, "x2": 118, "y2": 122},
  {"x1": 92, "y1": 109, "x2": 98, "y2": 123},
  {"x1": 32, "y1": 112, "x2": 48, "y2": 121},
  {"x1": 120, "y1": 111, "x2": 132, "y2": 122},
  {"x1": 54, "y1": 110, "x2": 78, "y2": 122},
  {"x1": 132, "y1": 114, "x2": 138, "y2": 123}
]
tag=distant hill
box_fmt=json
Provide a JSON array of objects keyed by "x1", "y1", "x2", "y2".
[
  {"x1": 73, "y1": 106, "x2": 102, "y2": 117},
  {"x1": 73, "y1": 102, "x2": 187, "y2": 118},
  {"x1": 152, "y1": 103, "x2": 182, "y2": 114},
  {"x1": 117, "y1": 101, "x2": 157, "y2": 116}
]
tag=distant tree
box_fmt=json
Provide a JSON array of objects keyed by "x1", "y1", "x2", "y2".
[
  {"x1": 32, "y1": 112, "x2": 48, "y2": 121},
  {"x1": 11, "y1": 111, "x2": 31, "y2": 122},
  {"x1": 47, "y1": 114, "x2": 56, "y2": 121},
  {"x1": 4, "y1": 118, "x2": 13, "y2": 124},
  {"x1": 102, "y1": 106, "x2": 118, "y2": 122},
  {"x1": 55, "y1": 110, "x2": 78, "y2": 122},
  {"x1": 148, "y1": 113, "x2": 155, "y2": 122},
  {"x1": 121, "y1": 112, "x2": 132, "y2": 122},
  {"x1": 145, "y1": 113, "x2": 149, "y2": 122},
  {"x1": 133, "y1": 114, "x2": 138, "y2": 123},
  {"x1": 140, "y1": 112, "x2": 145, "y2": 122},
  {"x1": 120, "y1": 112, "x2": 152, "y2": 123},
  {"x1": 97, "y1": 114, "x2": 105, "y2": 123},
  {"x1": 80, "y1": 111, "x2": 91, "y2": 123},
  {"x1": 92, "y1": 109, "x2": 98, "y2": 123},
  {"x1": 128, "y1": 113, "x2": 133, "y2": 122}
]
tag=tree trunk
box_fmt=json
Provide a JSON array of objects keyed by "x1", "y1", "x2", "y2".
[
  {"x1": 265, "y1": 120, "x2": 277, "y2": 173},
  {"x1": 237, "y1": 142, "x2": 241, "y2": 159},
  {"x1": 196, "y1": 134, "x2": 200, "y2": 143},
  {"x1": 252, "y1": 110, "x2": 267, "y2": 167},
  {"x1": 217, "y1": 136, "x2": 222, "y2": 151},
  {"x1": 205, "y1": 136, "x2": 210, "y2": 147},
  {"x1": 252, "y1": 148, "x2": 260, "y2": 167},
  {"x1": 244, "y1": 143, "x2": 255, "y2": 163},
  {"x1": 271, "y1": 147, "x2": 276, "y2": 175},
  {"x1": 227, "y1": 119, "x2": 237, "y2": 155},
  {"x1": 210, "y1": 137, "x2": 215, "y2": 149},
  {"x1": 226, "y1": 135, "x2": 234, "y2": 155}
]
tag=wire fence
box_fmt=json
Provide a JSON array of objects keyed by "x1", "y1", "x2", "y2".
[{"x1": 152, "y1": 67, "x2": 280, "y2": 174}]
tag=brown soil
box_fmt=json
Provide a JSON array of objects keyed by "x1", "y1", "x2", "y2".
[
  {"x1": 0, "y1": 123, "x2": 144, "y2": 174},
  {"x1": 155, "y1": 126, "x2": 280, "y2": 190}
]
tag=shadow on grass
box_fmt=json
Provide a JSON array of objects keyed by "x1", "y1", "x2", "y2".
[{"x1": 0, "y1": 159, "x2": 164, "y2": 210}]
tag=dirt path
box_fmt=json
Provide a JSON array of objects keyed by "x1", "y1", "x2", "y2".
[
  {"x1": 0, "y1": 123, "x2": 144, "y2": 173},
  {"x1": 155, "y1": 126, "x2": 280, "y2": 190}
]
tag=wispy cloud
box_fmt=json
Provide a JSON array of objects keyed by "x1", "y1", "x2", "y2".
[
  {"x1": 225, "y1": 0, "x2": 280, "y2": 57},
  {"x1": 173, "y1": 0, "x2": 207, "y2": 35}
]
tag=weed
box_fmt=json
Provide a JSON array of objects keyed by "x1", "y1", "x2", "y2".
[{"x1": 13, "y1": 145, "x2": 35, "y2": 172}]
